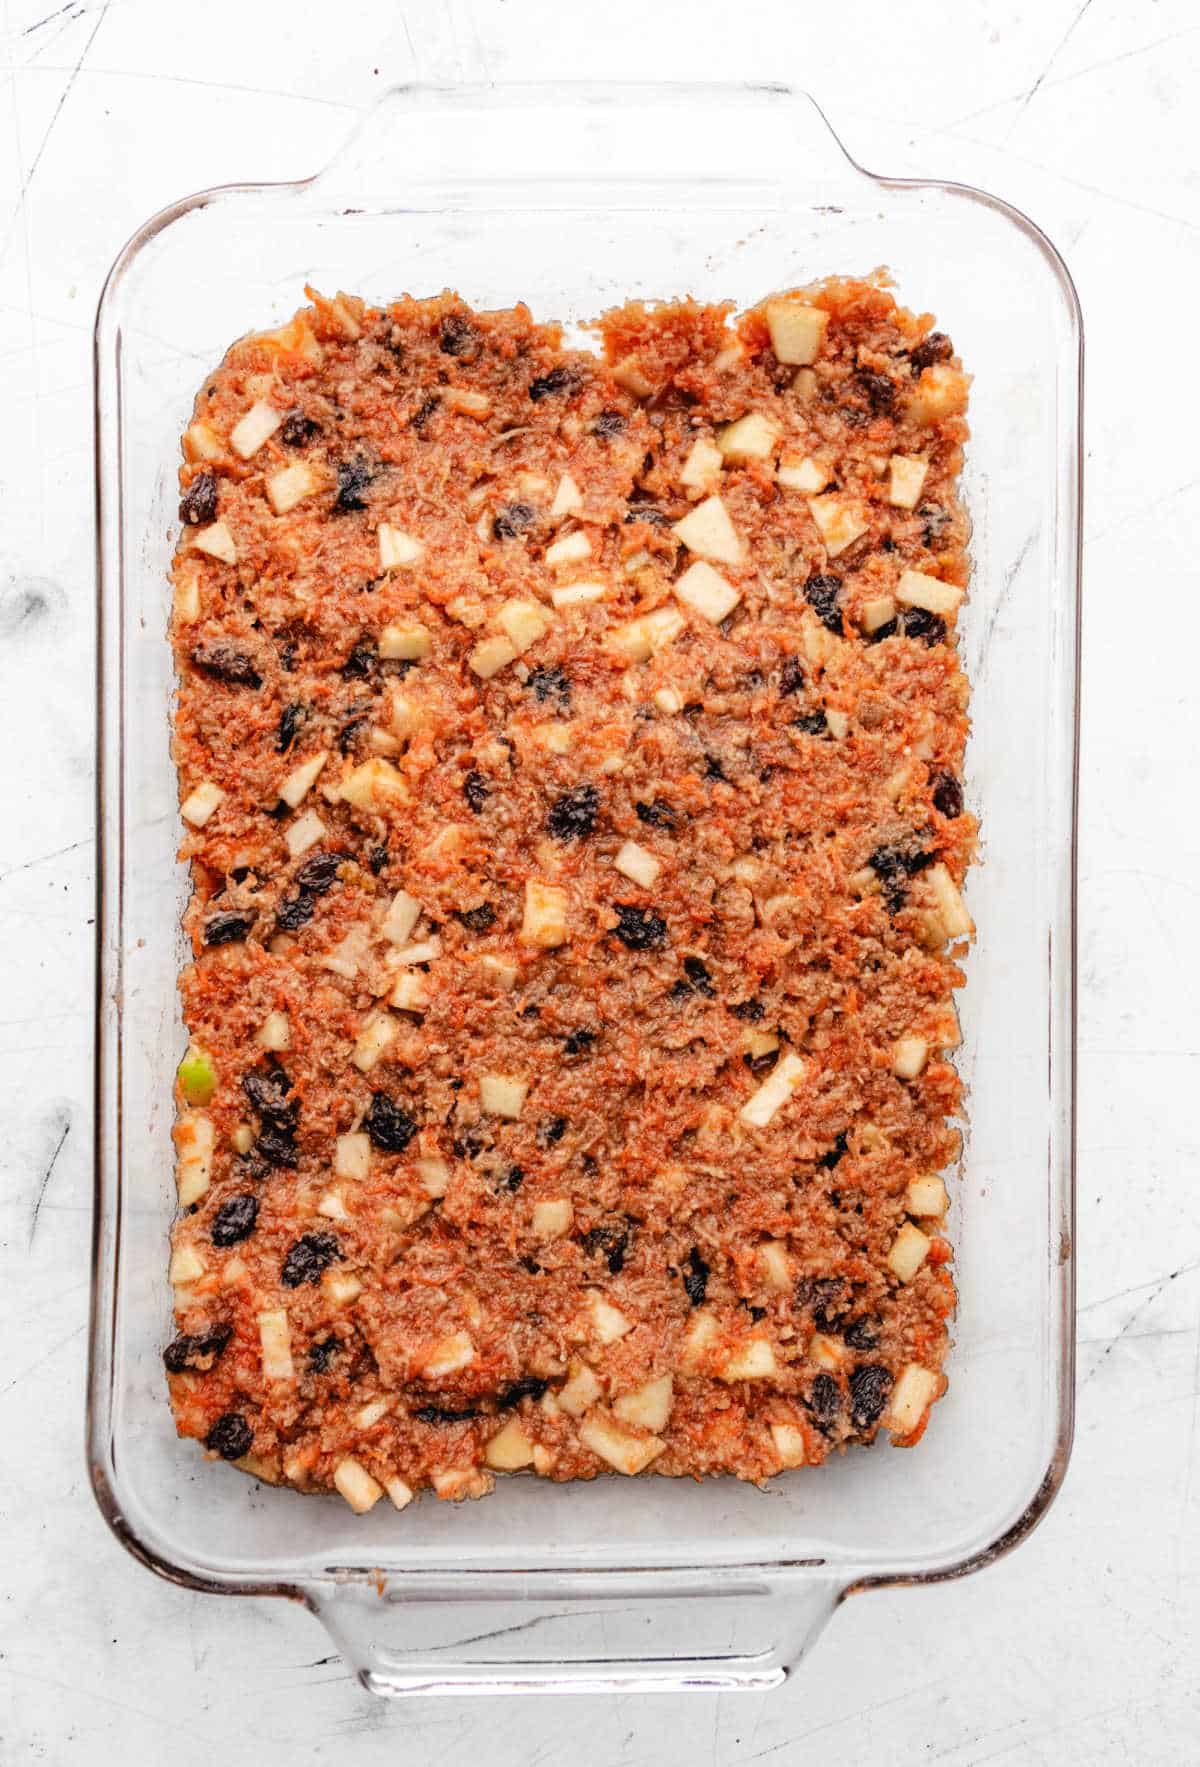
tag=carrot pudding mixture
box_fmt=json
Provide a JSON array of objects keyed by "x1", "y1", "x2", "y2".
[{"x1": 166, "y1": 278, "x2": 975, "y2": 1512}]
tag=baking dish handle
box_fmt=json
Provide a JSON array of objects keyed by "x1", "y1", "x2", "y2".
[{"x1": 308, "y1": 1572, "x2": 842, "y2": 1696}]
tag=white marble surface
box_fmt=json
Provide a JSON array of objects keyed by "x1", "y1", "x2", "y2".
[{"x1": 2, "y1": 0, "x2": 1199, "y2": 1759}]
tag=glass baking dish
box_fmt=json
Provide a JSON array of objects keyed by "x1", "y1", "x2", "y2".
[{"x1": 90, "y1": 82, "x2": 1080, "y2": 1696}]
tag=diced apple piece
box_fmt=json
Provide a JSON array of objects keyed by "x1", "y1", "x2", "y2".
[
  {"x1": 185, "y1": 420, "x2": 223, "y2": 463},
  {"x1": 758, "y1": 1240, "x2": 791, "y2": 1291},
  {"x1": 521, "y1": 879, "x2": 568, "y2": 948},
  {"x1": 279, "y1": 749, "x2": 327, "y2": 808},
  {"x1": 810, "y1": 1333, "x2": 845, "y2": 1372},
  {"x1": 180, "y1": 780, "x2": 224, "y2": 827},
  {"x1": 444, "y1": 386, "x2": 491, "y2": 418},
  {"x1": 777, "y1": 455, "x2": 827, "y2": 493},
  {"x1": 613, "y1": 1375, "x2": 673, "y2": 1433},
  {"x1": 558, "y1": 1360, "x2": 602, "y2": 1417},
  {"x1": 551, "y1": 579, "x2": 607, "y2": 609},
  {"x1": 257, "y1": 1308, "x2": 295, "y2": 1382},
  {"x1": 230, "y1": 399, "x2": 282, "y2": 460},
  {"x1": 190, "y1": 521, "x2": 238, "y2": 564},
  {"x1": 479, "y1": 952, "x2": 520, "y2": 989},
  {"x1": 432, "y1": 1467, "x2": 493, "y2": 1502},
  {"x1": 720, "y1": 1338, "x2": 779, "y2": 1381},
  {"x1": 175, "y1": 1111, "x2": 214, "y2": 1206},
  {"x1": 544, "y1": 530, "x2": 592, "y2": 569},
  {"x1": 340, "y1": 757, "x2": 407, "y2": 808},
  {"x1": 924, "y1": 863, "x2": 973, "y2": 939},
  {"x1": 883, "y1": 1363, "x2": 941, "y2": 1435},
  {"x1": 231, "y1": 1123, "x2": 254, "y2": 1155},
  {"x1": 352, "y1": 1011, "x2": 397, "y2": 1073},
  {"x1": 422, "y1": 1331, "x2": 476, "y2": 1378},
  {"x1": 391, "y1": 971, "x2": 429, "y2": 1012},
  {"x1": 324, "y1": 1270, "x2": 364, "y2": 1307},
  {"x1": 385, "y1": 1475, "x2": 415, "y2": 1511},
  {"x1": 612, "y1": 357, "x2": 654, "y2": 398},
  {"x1": 381, "y1": 890, "x2": 421, "y2": 946},
  {"x1": 825, "y1": 708, "x2": 850, "y2": 739},
  {"x1": 284, "y1": 809, "x2": 325, "y2": 858},
  {"x1": 653, "y1": 687, "x2": 683, "y2": 714},
  {"x1": 808, "y1": 495, "x2": 869, "y2": 558},
  {"x1": 717, "y1": 411, "x2": 780, "y2": 464},
  {"x1": 674, "y1": 559, "x2": 741, "y2": 624},
  {"x1": 485, "y1": 1417, "x2": 536, "y2": 1470},
  {"x1": 861, "y1": 594, "x2": 897, "y2": 634},
  {"x1": 446, "y1": 594, "x2": 485, "y2": 628},
  {"x1": 169, "y1": 1244, "x2": 206, "y2": 1286},
  {"x1": 333, "y1": 1457, "x2": 384, "y2": 1514},
  {"x1": 497, "y1": 598, "x2": 550, "y2": 654},
  {"x1": 380, "y1": 622, "x2": 430, "y2": 660},
  {"x1": 480, "y1": 1073, "x2": 528, "y2": 1120},
  {"x1": 770, "y1": 1422, "x2": 807, "y2": 1467},
  {"x1": 579, "y1": 1411, "x2": 665, "y2": 1476},
  {"x1": 388, "y1": 935, "x2": 442, "y2": 968},
  {"x1": 739, "y1": 1052, "x2": 806, "y2": 1128},
  {"x1": 355, "y1": 1398, "x2": 391, "y2": 1429},
  {"x1": 895, "y1": 569, "x2": 963, "y2": 618},
  {"x1": 672, "y1": 495, "x2": 743, "y2": 566},
  {"x1": 908, "y1": 364, "x2": 969, "y2": 424},
  {"x1": 906, "y1": 1174, "x2": 949, "y2": 1218},
  {"x1": 764, "y1": 299, "x2": 829, "y2": 366},
  {"x1": 613, "y1": 840, "x2": 661, "y2": 889},
  {"x1": 888, "y1": 454, "x2": 929, "y2": 509},
  {"x1": 532, "y1": 1198, "x2": 574, "y2": 1240},
  {"x1": 892, "y1": 1035, "x2": 929, "y2": 1080},
  {"x1": 588, "y1": 1292, "x2": 633, "y2": 1345},
  {"x1": 266, "y1": 463, "x2": 319, "y2": 516},
  {"x1": 469, "y1": 635, "x2": 518, "y2": 679},
  {"x1": 680, "y1": 1309, "x2": 718, "y2": 1371},
  {"x1": 550, "y1": 472, "x2": 583, "y2": 517},
  {"x1": 741, "y1": 1030, "x2": 779, "y2": 1062},
  {"x1": 610, "y1": 605, "x2": 686, "y2": 662},
  {"x1": 680, "y1": 435, "x2": 722, "y2": 494},
  {"x1": 321, "y1": 924, "x2": 367, "y2": 980},
  {"x1": 888, "y1": 1222, "x2": 932, "y2": 1283},
  {"x1": 257, "y1": 1010, "x2": 290, "y2": 1052},
  {"x1": 414, "y1": 1156, "x2": 450, "y2": 1198},
  {"x1": 335, "y1": 1131, "x2": 371, "y2": 1182},
  {"x1": 172, "y1": 567, "x2": 201, "y2": 624},
  {"x1": 318, "y1": 1187, "x2": 349, "y2": 1222}
]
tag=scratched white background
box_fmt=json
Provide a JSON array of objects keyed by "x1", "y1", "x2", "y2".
[{"x1": 2, "y1": 0, "x2": 1199, "y2": 1760}]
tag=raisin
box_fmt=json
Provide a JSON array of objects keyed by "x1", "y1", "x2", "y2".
[
  {"x1": 415, "y1": 1404, "x2": 481, "y2": 1424},
  {"x1": 457, "y1": 902, "x2": 496, "y2": 934},
  {"x1": 635, "y1": 799, "x2": 676, "y2": 831},
  {"x1": 337, "y1": 715, "x2": 367, "y2": 756},
  {"x1": 547, "y1": 784, "x2": 599, "y2": 840},
  {"x1": 256, "y1": 1124, "x2": 298, "y2": 1168},
  {"x1": 849, "y1": 1364, "x2": 893, "y2": 1428},
  {"x1": 493, "y1": 501, "x2": 537, "y2": 540},
  {"x1": 593, "y1": 408, "x2": 626, "y2": 437},
  {"x1": 730, "y1": 998, "x2": 765, "y2": 1022},
  {"x1": 537, "y1": 1117, "x2": 568, "y2": 1149},
  {"x1": 528, "y1": 366, "x2": 578, "y2": 401},
  {"x1": 866, "y1": 618, "x2": 898, "y2": 644},
  {"x1": 294, "y1": 851, "x2": 346, "y2": 895},
  {"x1": 463, "y1": 770, "x2": 489, "y2": 813},
  {"x1": 563, "y1": 1028, "x2": 597, "y2": 1057},
  {"x1": 364, "y1": 1091, "x2": 418, "y2": 1153},
  {"x1": 202, "y1": 912, "x2": 252, "y2": 947},
  {"x1": 275, "y1": 892, "x2": 316, "y2": 931},
  {"x1": 806, "y1": 1372, "x2": 843, "y2": 1426},
  {"x1": 624, "y1": 503, "x2": 671, "y2": 527},
  {"x1": 495, "y1": 1376, "x2": 548, "y2": 1409},
  {"x1": 190, "y1": 642, "x2": 261, "y2": 689},
  {"x1": 843, "y1": 1316, "x2": 881, "y2": 1350},
  {"x1": 803, "y1": 573, "x2": 843, "y2": 634},
  {"x1": 793, "y1": 710, "x2": 828, "y2": 736},
  {"x1": 211, "y1": 1193, "x2": 259, "y2": 1246},
  {"x1": 704, "y1": 754, "x2": 728, "y2": 782},
  {"x1": 367, "y1": 843, "x2": 388, "y2": 874},
  {"x1": 281, "y1": 1232, "x2": 341, "y2": 1288},
  {"x1": 902, "y1": 607, "x2": 946, "y2": 646},
  {"x1": 334, "y1": 458, "x2": 373, "y2": 512},
  {"x1": 163, "y1": 1324, "x2": 232, "y2": 1375},
  {"x1": 869, "y1": 845, "x2": 933, "y2": 884},
  {"x1": 341, "y1": 639, "x2": 376, "y2": 679},
  {"x1": 582, "y1": 1223, "x2": 630, "y2": 1274},
  {"x1": 242, "y1": 1067, "x2": 294, "y2": 1122},
  {"x1": 819, "y1": 1132, "x2": 849, "y2": 1170},
  {"x1": 528, "y1": 666, "x2": 571, "y2": 710},
  {"x1": 932, "y1": 771, "x2": 964, "y2": 819},
  {"x1": 412, "y1": 394, "x2": 439, "y2": 431},
  {"x1": 277, "y1": 703, "x2": 303, "y2": 752},
  {"x1": 500, "y1": 1165, "x2": 525, "y2": 1193},
  {"x1": 179, "y1": 472, "x2": 218, "y2": 525},
  {"x1": 779, "y1": 656, "x2": 805, "y2": 696},
  {"x1": 796, "y1": 1277, "x2": 846, "y2": 1332},
  {"x1": 205, "y1": 1413, "x2": 253, "y2": 1460},
  {"x1": 682, "y1": 1246, "x2": 709, "y2": 1306},
  {"x1": 280, "y1": 411, "x2": 320, "y2": 446},
  {"x1": 308, "y1": 1336, "x2": 340, "y2": 1372},
  {"x1": 613, "y1": 904, "x2": 668, "y2": 950},
  {"x1": 855, "y1": 370, "x2": 895, "y2": 413},
  {"x1": 439, "y1": 313, "x2": 477, "y2": 357},
  {"x1": 266, "y1": 799, "x2": 290, "y2": 820},
  {"x1": 452, "y1": 1129, "x2": 486, "y2": 1160},
  {"x1": 743, "y1": 1047, "x2": 779, "y2": 1075},
  {"x1": 681, "y1": 956, "x2": 716, "y2": 998},
  {"x1": 910, "y1": 331, "x2": 953, "y2": 375}
]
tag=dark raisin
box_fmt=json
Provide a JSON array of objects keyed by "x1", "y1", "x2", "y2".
[
  {"x1": 593, "y1": 408, "x2": 626, "y2": 438},
  {"x1": 843, "y1": 1316, "x2": 881, "y2": 1350},
  {"x1": 279, "y1": 640, "x2": 297, "y2": 671},
  {"x1": 280, "y1": 411, "x2": 320, "y2": 447},
  {"x1": 520, "y1": 1256, "x2": 542, "y2": 1275},
  {"x1": 341, "y1": 639, "x2": 376, "y2": 679},
  {"x1": 453, "y1": 1128, "x2": 486, "y2": 1160},
  {"x1": 743, "y1": 1046, "x2": 779, "y2": 1076},
  {"x1": 334, "y1": 458, "x2": 373, "y2": 512},
  {"x1": 547, "y1": 784, "x2": 599, "y2": 840},
  {"x1": 308, "y1": 1335, "x2": 340, "y2": 1372},
  {"x1": 190, "y1": 642, "x2": 261, "y2": 689},
  {"x1": 849, "y1": 1364, "x2": 893, "y2": 1428},
  {"x1": 806, "y1": 1372, "x2": 843, "y2": 1426},
  {"x1": 256, "y1": 1124, "x2": 299, "y2": 1168},
  {"x1": 281, "y1": 1232, "x2": 341, "y2": 1288},
  {"x1": 277, "y1": 703, "x2": 302, "y2": 752},
  {"x1": 932, "y1": 771, "x2": 964, "y2": 818},
  {"x1": 415, "y1": 1404, "x2": 481, "y2": 1424},
  {"x1": 703, "y1": 754, "x2": 728, "y2": 782},
  {"x1": 535, "y1": 1116, "x2": 568, "y2": 1152},
  {"x1": 746, "y1": 1305, "x2": 767, "y2": 1322},
  {"x1": 520, "y1": 1004, "x2": 540, "y2": 1019},
  {"x1": 528, "y1": 666, "x2": 571, "y2": 710},
  {"x1": 635, "y1": 799, "x2": 676, "y2": 831},
  {"x1": 793, "y1": 710, "x2": 828, "y2": 735},
  {"x1": 205, "y1": 1413, "x2": 253, "y2": 1460},
  {"x1": 241, "y1": 1067, "x2": 293, "y2": 1120},
  {"x1": 902, "y1": 607, "x2": 946, "y2": 646},
  {"x1": 211, "y1": 1193, "x2": 259, "y2": 1246},
  {"x1": 796, "y1": 1277, "x2": 846, "y2": 1333},
  {"x1": 493, "y1": 501, "x2": 537, "y2": 540},
  {"x1": 803, "y1": 573, "x2": 843, "y2": 634},
  {"x1": 779, "y1": 656, "x2": 805, "y2": 696},
  {"x1": 624, "y1": 503, "x2": 671, "y2": 527},
  {"x1": 682, "y1": 1246, "x2": 709, "y2": 1306},
  {"x1": 681, "y1": 955, "x2": 716, "y2": 997},
  {"x1": 500, "y1": 1165, "x2": 525, "y2": 1193},
  {"x1": 880, "y1": 537, "x2": 897, "y2": 553},
  {"x1": 163, "y1": 1324, "x2": 232, "y2": 1375},
  {"x1": 495, "y1": 1376, "x2": 548, "y2": 1409},
  {"x1": 855, "y1": 370, "x2": 895, "y2": 413},
  {"x1": 819, "y1": 1132, "x2": 849, "y2": 1170},
  {"x1": 179, "y1": 472, "x2": 218, "y2": 525},
  {"x1": 439, "y1": 313, "x2": 477, "y2": 357},
  {"x1": 412, "y1": 394, "x2": 439, "y2": 431},
  {"x1": 265, "y1": 799, "x2": 290, "y2": 820},
  {"x1": 367, "y1": 843, "x2": 388, "y2": 874},
  {"x1": 613, "y1": 904, "x2": 668, "y2": 950},
  {"x1": 457, "y1": 902, "x2": 496, "y2": 934},
  {"x1": 582, "y1": 1223, "x2": 630, "y2": 1274},
  {"x1": 235, "y1": 1150, "x2": 270, "y2": 1184},
  {"x1": 563, "y1": 1027, "x2": 596, "y2": 1057},
  {"x1": 463, "y1": 770, "x2": 489, "y2": 813},
  {"x1": 869, "y1": 845, "x2": 933, "y2": 884},
  {"x1": 202, "y1": 912, "x2": 252, "y2": 947},
  {"x1": 730, "y1": 998, "x2": 765, "y2": 1022},
  {"x1": 275, "y1": 892, "x2": 316, "y2": 931},
  {"x1": 337, "y1": 715, "x2": 367, "y2": 756},
  {"x1": 866, "y1": 618, "x2": 898, "y2": 644},
  {"x1": 528, "y1": 366, "x2": 578, "y2": 401},
  {"x1": 364, "y1": 1091, "x2": 418, "y2": 1153},
  {"x1": 910, "y1": 331, "x2": 953, "y2": 375},
  {"x1": 295, "y1": 851, "x2": 346, "y2": 895}
]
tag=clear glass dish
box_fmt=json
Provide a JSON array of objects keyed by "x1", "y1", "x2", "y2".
[{"x1": 90, "y1": 82, "x2": 1080, "y2": 1696}]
